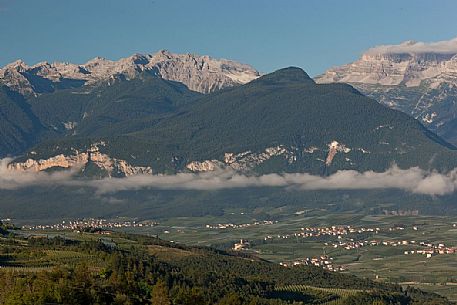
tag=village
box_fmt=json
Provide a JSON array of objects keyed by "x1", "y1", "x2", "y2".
[
  {"x1": 328, "y1": 239, "x2": 456, "y2": 257},
  {"x1": 231, "y1": 239, "x2": 344, "y2": 272},
  {"x1": 279, "y1": 255, "x2": 345, "y2": 272},
  {"x1": 205, "y1": 220, "x2": 277, "y2": 229},
  {"x1": 230, "y1": 223, "x2": 457, "y2": 272},
  {"x1": 262, "y1": 224, "x2": 404, "y2": 241},
  {"x1": 21, "y1": 218, "x2": 158, "y2": 231}
]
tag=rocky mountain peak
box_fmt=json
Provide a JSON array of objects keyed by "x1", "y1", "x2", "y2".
[
  {"x1": 4, "y1": 59, "x2": 28, "y2": 72},
  {"x1": 86, "y1": 56, "x2": 109, "y2": 64},
  {"x1": 155, "y1": 49, "x2": 172, "y2": 57},
  {"x1": 317, "y1": 38, "x2": 457, "y2": 88},
  {"x1": 0, "y1": 51, "x2": 260, "y2": 95}
]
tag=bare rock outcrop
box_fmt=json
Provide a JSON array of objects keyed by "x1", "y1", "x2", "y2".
[
  {"x1": 316, "y1": 39, "x2": 457, "y2": 88},
  {"x1": 7, "y1": 144, "x2": 152, "y2": 177},
  {"x1": 186, "y1": 145, "x2": 295, "y2": 172}
]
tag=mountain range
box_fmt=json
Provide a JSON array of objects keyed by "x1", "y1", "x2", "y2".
[
  {"x1": 316, "y1": 38, "x2": 457, "y2": 145},
  {"x1": 0, "y1": 51, "x2": 259, "y2": 159},
  {"x1": 1, "y1": 51, "x2": 456, "y2": 176},
  {"x1": 3, "y1": 50, "x2": 457, "y2": 221},
  {"x1": 2, "y1": 49, "x2": 456, "y2": 305},
  {"x1": 0, "y1": 50, "x2": 259, "y2": 96}
]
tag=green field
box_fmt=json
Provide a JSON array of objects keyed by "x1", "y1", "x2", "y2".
[
  {"x1": 10, "y1": 206, "x2": 457, "y2": 302},
  {"x1": 97, "y1": 209, "x2": 457, "y2": 301},
  {"x1": 4, "y1": 226, "x2": 442, "y2": 305}
]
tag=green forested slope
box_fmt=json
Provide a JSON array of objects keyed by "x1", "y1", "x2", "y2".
[
  {"x1": 6, "y1": 67, "x2": 457, "y2": 175},
  {"x1": 0, "y1": 74, "x2": 200, "y2": 158},
  {"x1": 21, "y1": 67, "x2": 457, "y2": 174},
  {"x1": 123, "y1": 67, "x2": 456, "y2": 172},
  {"x1": 0, "y1": 86, "x2": 50, "y2": 156},
  {"x1": 0, "y1": 230, "x2": 451, "y2": 305},
  {"x1": 29, "y1": 73, "x2": 201, "y2": 137}
]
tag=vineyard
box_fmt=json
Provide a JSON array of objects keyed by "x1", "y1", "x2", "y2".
[
  {"x1": 0, "y1": 234, "x2": 106, "y2": 273},
  {"x1": 276, "y1": 284, "x2": 370, "y2": 304}
]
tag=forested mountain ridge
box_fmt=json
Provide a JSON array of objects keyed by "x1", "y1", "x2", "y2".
[
  {"x1": 9, "y1": 67, "x2": 457, "y2": 176},
  {"x1": 28, "y1": 73, "x2": 202, "y2": 137},
  {"x1": 0, "y1": 72, "x2": 201, "y2": 163}
]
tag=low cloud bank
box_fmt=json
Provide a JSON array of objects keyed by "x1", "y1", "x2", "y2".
[
  {"x1": 366, "y1": 37, "x2": 457, "y2": 55},
  {"x1": 89, "y1": 167, "x2": 456, "y2": 196},
  {"x1": 0, "y1": 158, "x2": 456, "y2": 196}
]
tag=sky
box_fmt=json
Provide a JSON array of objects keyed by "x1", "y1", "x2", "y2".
[{"x1": 1, "y1": 0, "x2": 457, "y2": 76}]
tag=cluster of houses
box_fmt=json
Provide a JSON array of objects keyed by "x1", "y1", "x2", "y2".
[
  {"x1": 299, "y1": 225, "x2": 382, "y2": 237},
  {"x1": 329, "y1": 239, "x2": 419, "y2": 250},
  {"x1": 382, "y1": 209, "x2": 419, "y2": 216},
  {"x1": 206, "y1": 220, "x2": 277, "y2": 230},
  {"x1": 267, "y1": 223, "x2": 456, "y2": 244},
  {"x1": 403, "y1": 242, "x2": 456, "y2": 258},
  {"x1": 279, "y1": 255, "x2": 345, "y2": 272},
  {"x1": 328, "y1": 238, "x2": 456, "y2": 258},
  {"x1": 22, "y1": 218, "x2": 158, "y2": 231},
  {"x1": 262, "y1": 225, "x2": 405, "y2": 241},
  {"x1": 329, "y1": 240, "x2": 374, "y2": 250}
]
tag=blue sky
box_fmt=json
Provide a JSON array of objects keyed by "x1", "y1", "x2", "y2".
[{"x1": 1, "y1": 0, "x2": 457, "y2": 76}]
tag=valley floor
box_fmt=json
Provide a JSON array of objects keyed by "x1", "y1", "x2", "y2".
[
  {"x1": 9, "y1": 207, "x2": 457, "y2": 302},
  {"x1": 73, "y1": 211, "x2": 457, "y2": 302}
]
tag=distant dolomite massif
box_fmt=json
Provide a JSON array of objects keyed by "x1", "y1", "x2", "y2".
[
  {"x1": 316, "y1": 38, "x2": 457, "y2": 144},
  {"x1": 0, "y1": 50, "x2": 260, "y2": 95},
  {"x1": 316, "y1": 39, "x2": 457, "y2": 87}
]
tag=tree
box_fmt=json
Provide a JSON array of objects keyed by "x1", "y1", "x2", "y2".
[
  {"x1": 151, "y1": 280, "x2": 171, "y2": 305},
  {"x1": 218, "y1": 292, "x2": 242, "y2": 305},
  {"x1": 114, "y1": 293, "x2": 133, "y2": 305},
  {"x1": 174, "y1": 287, "x2": 205, "y2": 305}
]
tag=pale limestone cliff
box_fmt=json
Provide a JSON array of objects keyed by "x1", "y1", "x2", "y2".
[
  {"x1": 186, "y1": 160, "x2": 223, "y2": 172},
  {"x1": 316, "y1": 39, "x2": 457, "y2": 88},
  {"x1": 7, "y1": 144, "x2": 152, "y2": 177},
  {"x1": 186, "y1": 145, "x2": 295, "y2": 172}
]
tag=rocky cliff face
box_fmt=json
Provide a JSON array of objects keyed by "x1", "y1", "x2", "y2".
[
  {"x1": 149, "y1": 51, "x2": 260, "y2": 93},
  {"x1": 0, "y1": 60, "x2": 37, "y2": 96},
  {"x1": 0, "y1": 51, "x2": 260, "y2": 95},
  {"x1": 7, "y1": 143, "x2": 152, "y2": 177},
  {"x1": 315, "y1": 38, "x2": 457, "y2": 144},
  {"x1": 7, "y1": 141, "x2": 365, "y2": 176},
  {"x1": 186, "y1": 146, "x2": 295, "y2": 172},
  {"x1": 185, "y1": 142, "x2": 364, "y2": 173},
  {"x1": 317, "y1": 48, "x2": 457, "y2": 87}
]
